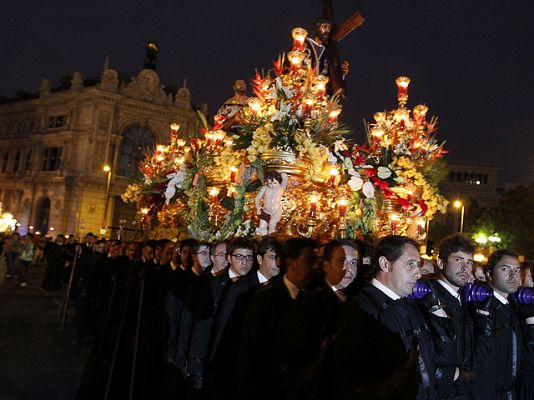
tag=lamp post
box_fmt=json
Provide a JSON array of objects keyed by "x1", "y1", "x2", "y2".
[
  {"x1": 454, "y1": 200, "x2": 465, "y2": 234},
  {"x1": 102, "y1": 165, "x2": 112, "y2": 237}
]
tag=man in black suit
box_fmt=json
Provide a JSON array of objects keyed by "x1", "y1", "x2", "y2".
[
  {"x1": 238, "y1": 237, "x2": 319, "y2": 400},
  {"x1": 207, "y1": 238, "x2": 257, "y2": 399},
  {"x1": 186, "y1": 240, "x2": 230, "y2": 391},
  {"x1": 471, "y1": 249, "x2": 522, "y2": 400},
  {"x1": 319, "y1": 235, "x2": 434, "y2": 400},
  {"x1": 421, "y1": 234, "x2": 476, "y2": 399}
]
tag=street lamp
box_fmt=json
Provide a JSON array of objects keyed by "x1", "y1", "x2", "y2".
[
  {"x1": 454, "y1": 200, "x2": 465, "y2": 234},
  {"x1": 102, "y1": 165, "x2": 112, "y2": 236}
]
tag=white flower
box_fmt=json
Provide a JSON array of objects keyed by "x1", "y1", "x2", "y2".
[
  {"x1": 377, "y1": 166, "x2": 392, "y2": 180},
  {"x1": 334, "y1": 140, "x2": 348, "y2": 152},
  {"x1": 327, "y1": 150, "x2": 337, "y2": 164},
  {"x1": 165, "y1": 169, "x2": 186, "y2": 204},
  {"x1": 362, "y1": 181, "x2": 375, "y2": 198},
  {"x1": 348, "y1": 176, "x2": 364, "y2": 191}
]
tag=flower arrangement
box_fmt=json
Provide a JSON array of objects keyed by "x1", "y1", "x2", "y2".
[{"x1": 123, "y1": 30, "x2": 449, "y2": 242}]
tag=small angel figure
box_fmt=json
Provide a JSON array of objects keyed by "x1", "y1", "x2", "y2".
[{"x1": 255, "y1": 171, "x2": 288, "y2": 235}]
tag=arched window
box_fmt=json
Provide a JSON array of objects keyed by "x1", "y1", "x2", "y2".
[{"x1": 118, "y1": 126, "x2": 155, "y2": 178}]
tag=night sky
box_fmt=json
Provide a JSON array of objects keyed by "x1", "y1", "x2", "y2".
[{"x1": 2, "y1": 0, "x2": 533, "y2": 185}]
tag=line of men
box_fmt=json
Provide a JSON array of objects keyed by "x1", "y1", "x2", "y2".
[{"x1": 72, "y1": 233, "x2": 534, "y2": 400}]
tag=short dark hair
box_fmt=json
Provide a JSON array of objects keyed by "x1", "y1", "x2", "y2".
[
  {"x1": 180, "y1": 238, "x2": 197, "y2": 251},
  {"x1": 228, "y1": 238, "x2": 255, "y2": 255},
  {"x1": 314, "y1": 18, "x2": 332, "y2": 26},
  {"x1": 282, "y1": 238, "x2": 316, "y2": 263},
  {"x1": 210, "y1": 240, "x2": 228, "y2": 255},
  {"x1": 321, "y1": 239, "x2": 344, "y2": 262},
  {"x1": 521, "y1": 261, "x2": 534, "y2": 283},
  {"x1": 257, "y1": 236, "x2": 282, "y2": 257},
  {"x1": 95, "y1": 239, "x2": 106, "y2": 246},
  {"x1": 370, "y1": 235, "x2": 419, "y2": 277},
  {"x1": 485, "y1": 249, "x2": 519, "y2": 277},
  {"x1": 193, "y1": 241, "x2": 211, "y2": 252},
  {"x1": 143, "y1": 240, "x2": 157, "y2": 250},
  {"x1": 438, "y1": 234, "x2": 476, "y2": 261},
  {"x1": 156, "y1": 238, "x2": 172, "y2": 250}
]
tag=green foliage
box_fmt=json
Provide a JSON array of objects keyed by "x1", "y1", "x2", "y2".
[{"x1": 467, "y1": 184, "x2": 534, "y2": 257}]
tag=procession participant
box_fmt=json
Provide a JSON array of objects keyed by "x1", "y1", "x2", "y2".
[
  {"x1": 186, "y1": 240, "x2": 230, "y2": 391},
  {"x1": 15, "y1": 233, "x2": 35, "y2": 287},
  {"x1": 318, "y1": 235, "x2": 433, "y2": 400},
  {"x1": 175, "y1": 241, "x2": 212, "y2": 373},
  {"x1": 471, "y1": 249, "x2": 522, "y2": 400},
  {"x1": 207, "y1": 238, "x2": 257, "y2": 399},
  {"x1": 420, "y1": 234, "x2": 476, "y2": 399},
  {"x1": 238, "y1": 238, "x2": 319, "y2": 400},
  {"x1": 41, "y1": 234, "x2": 68, "y2": 291}
]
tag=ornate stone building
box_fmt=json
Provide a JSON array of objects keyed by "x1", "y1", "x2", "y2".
[{"x1": 0, "y1": 59, "x2": 198, "y2": 239}]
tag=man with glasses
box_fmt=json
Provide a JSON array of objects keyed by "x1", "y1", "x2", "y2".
[
  {"x1": 207, "y1": 238, "x2": 256, "y2": 398},
  {"x1": 175, "y1": 242, "x2": 212, "y2": 374},
  {"x1": 186, "y1": 240, "x2": 229, "y2": 391}
]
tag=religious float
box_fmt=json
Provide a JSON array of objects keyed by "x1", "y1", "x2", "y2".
[{"x1": 121, "y1": 27, "x2": 448, "y2": 242}]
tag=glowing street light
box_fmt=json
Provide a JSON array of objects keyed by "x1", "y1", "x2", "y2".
[
  {"x1": 454, "y1": 200, "x2": 465, "y2": 234},
  {"x1": 102, "y1": 165, "x2": 112, "y2": 236}
]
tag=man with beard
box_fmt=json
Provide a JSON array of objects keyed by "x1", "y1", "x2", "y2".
[
  {"x1": 472, "y1": 249, "x2": 522, "y2": 400},
  {"x1": 304, "y1": 19, "x2": 349, "y2": 96},
  {"x1": 419, "y1": 234, "x2": 476, "y2": 399},
  {"x1": 217, "y1": 79, "x2": 249, "y2": 131}
]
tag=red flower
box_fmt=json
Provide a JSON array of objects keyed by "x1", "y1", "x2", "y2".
[
  {"x1": 417, "y1": 200, "x2": 428, "y2": 215},
  {"x1": 363, "y1": 168, "x2": 377, "y2": 177},
  {"x1": 371, "y1": 177, "x2": 389, "y2": 190}
]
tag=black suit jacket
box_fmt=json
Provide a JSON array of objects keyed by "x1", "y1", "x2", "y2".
[{"x1": 318, "y1": 284, "x2": 434, "y2": 400}]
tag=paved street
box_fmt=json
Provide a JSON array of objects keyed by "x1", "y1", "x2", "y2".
[{"x1": 0, "y1": 260, "x2": 89, "y2": 400}]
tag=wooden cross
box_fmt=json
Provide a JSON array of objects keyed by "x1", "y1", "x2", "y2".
[{"x1": 321, "y1": 0, "x2": 365, "y2": 96}]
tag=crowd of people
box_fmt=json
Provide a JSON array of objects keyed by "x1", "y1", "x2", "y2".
[{"x1": 2, "y1": 231, "x2": 534, "y2": 399}]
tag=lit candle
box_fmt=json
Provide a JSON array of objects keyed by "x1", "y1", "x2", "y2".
[
  {"x1": 205, "y1": 133, "x2": 212, "y2": 147},
  {"x1": 407, "y1": 190, "x2": 413, "y2": 203},
  {"x1": 170, "y1": 123, "x2": 180, "y2": 134},
  {"x1": 156, "y1": 144, "x2": 166, "y2": 153},
  {"x1": 229, "y1": 166, "x2": 238, "y2": 183},
  {"x1": 417, "y1": 220, "x2": 425, "y2": 236},
  {"x1": 141, "y1": 207, "x2": 149, "y2": 216},
  {"x1": 314, "y1": 75, "x2": 329, "y2": 98},
  {"x1": 310, "y1": 195, "x2": 318, "y2": 218},
  {"x1": 292, "y1": 27, "x2": 308, "y2": 51},
  {"x1": 338, "y1": 199, "x2": 347, "y2": 218},
  {"x1": 303, "y1": 97, "x2": 315, "y2": 116},
  {"x1": 209, "y1": 187, "x2": 219, "y2": 203},
  {"x1": 228, "y1": 186, "x2": 236, "y2": 198},
  {"x1": 395, "y1": 76, "x2": 411, "y2": 107},
  {"x1": 288, "y1": 51, "x2": 305, "y2": 72},
  {"x1": 328, "y1": 107, "x2": 341, "y2": 123},
  {"x1": 247, "y1": 97, "x2": 261, "y2": 114},
  {"x1": 390, "y1": 214, "x2": 398, "y2": 233},
  {"x1": 177, "y1": 139, "x2": 186, "y2": 150},
  {"x1": 329, "y1": 168, "x2": 339, "y2": 187}
]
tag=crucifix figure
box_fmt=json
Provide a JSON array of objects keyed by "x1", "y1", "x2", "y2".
[{"x1": 306, "y1": 0, "x2": 365, "y2": 97}]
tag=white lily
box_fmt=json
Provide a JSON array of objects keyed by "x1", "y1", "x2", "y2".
[
  {"x1": 348, "y1": 176, "x2": 364, "y2": 191},
  {"x1": 362, "y1": 181, "x2": 375, "y2": 198}
]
